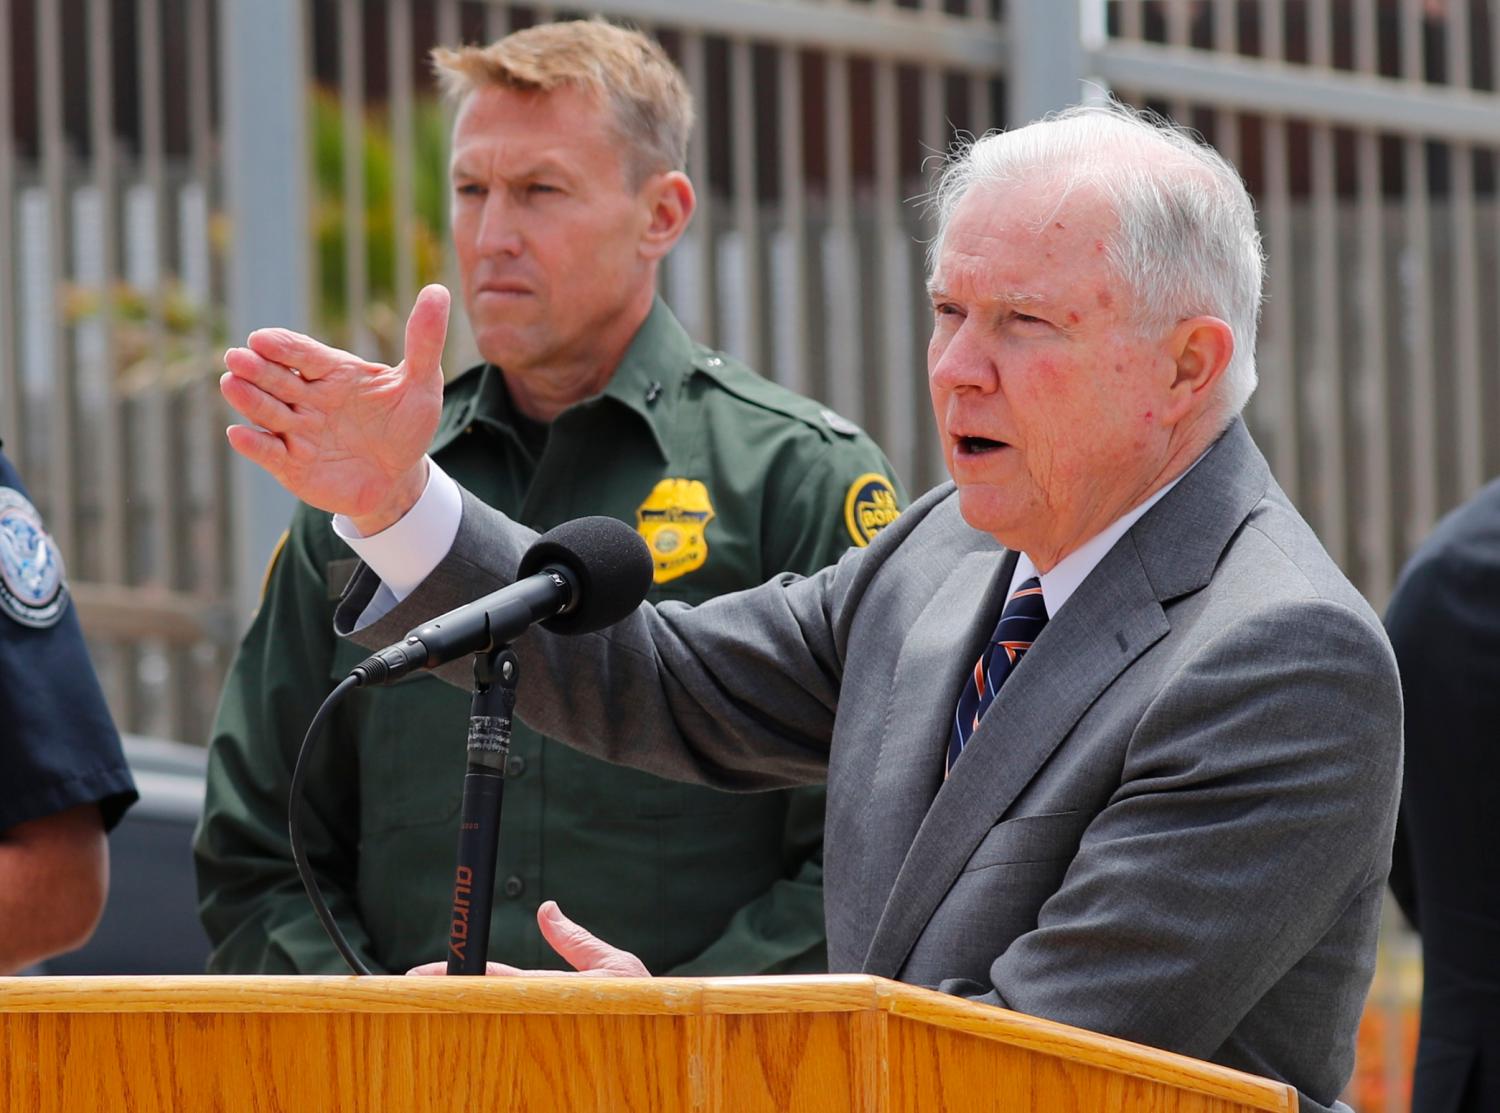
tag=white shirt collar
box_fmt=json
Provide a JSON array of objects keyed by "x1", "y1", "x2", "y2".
[{"x1": 1007, "y1": 454, "x2": 1205, "y2": 618}]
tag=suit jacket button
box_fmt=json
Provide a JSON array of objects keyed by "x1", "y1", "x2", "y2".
[{"x1": 503, "y1": 875, "x2": 524, "y2": 898}]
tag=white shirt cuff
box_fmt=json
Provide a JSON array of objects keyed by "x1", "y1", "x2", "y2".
[{"x1": 332, "y1": 457, "x2": 463, "y2": 608}]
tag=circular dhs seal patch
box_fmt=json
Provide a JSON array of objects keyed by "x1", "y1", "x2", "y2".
[
  {"x1": 844, "y1": 474, "x2": 900, "y2": 547},
  {"x1": 0, "y1": 487, "x2": 68, "y2": 628}
]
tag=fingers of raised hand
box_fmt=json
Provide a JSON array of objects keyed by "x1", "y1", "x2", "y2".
[
  {"x1": 224, "y1": 423, "x2": 289, "y2": 474},
  {"x1": 224, "y1": 347, "x2": 312, "y2": 407},
  {"x1": 219, "y1": 370, "x2": 308, "y2": 436},
  {"x1": 537, "y1": 901, "x2": 649, "y2": 977},
  {"x1": 246, "y1": 327, "x2": 365, "y2": 382}
]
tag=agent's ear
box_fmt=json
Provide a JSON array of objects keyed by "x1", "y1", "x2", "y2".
[
  {"x1": 639, "y1": 171, "x2": 696, "y2": 261},
  {"x1": 1161, "y1": 315, "x2": 1234, "y2": 426}
]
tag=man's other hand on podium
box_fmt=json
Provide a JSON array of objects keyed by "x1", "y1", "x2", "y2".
[{"x1": 406, "y1": 901, "x2": 650, "y2": 978}]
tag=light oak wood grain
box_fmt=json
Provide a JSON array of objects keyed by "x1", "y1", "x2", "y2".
[{"x1": 0, "y1": 975, "x2": 1295, "y2": 1112}]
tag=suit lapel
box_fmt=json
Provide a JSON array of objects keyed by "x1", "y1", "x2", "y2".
[
  {"x1": 861, "y1": 520, "x2": 1170, "y2": 978},
  {"x1": 859, "y1": 419, "x2": 1271, "y2": 978},
  {"x1": 849, "y1": 548, "x2": 1016, "y2": 939}
]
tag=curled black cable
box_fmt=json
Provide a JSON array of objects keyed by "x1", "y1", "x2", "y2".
[{"x1": 289, "y1": 673, "x2": 372, "y2": 976}]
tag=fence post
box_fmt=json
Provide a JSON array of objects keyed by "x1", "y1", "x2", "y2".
[
  {"x1": 1006, "y1": 0, "x2": 1105, "y2": 126},
  {"x1": 220, "y1": 0, "x2": 308, "y2": 623}
]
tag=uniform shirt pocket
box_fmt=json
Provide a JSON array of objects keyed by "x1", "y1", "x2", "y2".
[{"x1": 329, "y1": 638, "x2": 467, "y2": 832}]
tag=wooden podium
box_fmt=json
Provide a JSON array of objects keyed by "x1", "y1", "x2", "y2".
[{"x1": 1, "y1": 974, "x2": 1294, "y2": 1112}]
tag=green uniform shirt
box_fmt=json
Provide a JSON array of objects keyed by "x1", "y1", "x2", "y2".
[{"x1": 194, "y1": 300, "x2": 905, "y2": 975}]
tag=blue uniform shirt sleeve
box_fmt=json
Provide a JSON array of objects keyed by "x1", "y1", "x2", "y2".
[{"x1": 0, "y1": 450, "x2": 136, "y2": 832}]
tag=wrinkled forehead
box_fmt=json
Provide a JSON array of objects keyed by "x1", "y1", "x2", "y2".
[
  {"x1": 932, "y1": 179, "x2": 1122, "y2": 291},
  {"x1": 451, "y1": 82, "x2": 616, "y2": 148}
]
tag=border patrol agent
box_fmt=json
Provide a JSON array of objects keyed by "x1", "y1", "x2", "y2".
[
  {"x1": 0, "y1": 445, "x2": 136, "y2": 972},
  {"x1": 195, "y1": 301, "x2": 903, "y2": 973}
]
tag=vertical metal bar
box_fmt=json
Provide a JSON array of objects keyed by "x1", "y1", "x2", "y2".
[
  {"x1": 139, "y1": 0, "x2": 191, "y2": 740},
  {"x1": 874, "y1": 57, "x2": 916, "y2": 486},
  {"x1": 138, "y1": 0, "x2": 177, "y2": 587},
  {"x1": 774, "y1": 43, "x2": 809, "y2": 396},
  {"x1": 1265, "y1": 0, "x2": 1286, "y2": 63},
  {"x1": 968, "y1": 0, "x2": 994, "y2": 135},
  {"x1": 1007, "y1": 0, "x2": 1085, "y2": 126},
  {"x1": 1211, "y1": 0, "x2": 1240, "y2": 168},
  {"x1": 1307, "y1": 0, "x2": 1347, "y2": 567},
  {"x1": 38, "y1": 0, "x2": 75, "y2": 556},
  {"x1": 221, "y1": 0, "x2": 307, "y2": 622},
  {"x1": 1399, "y1": 0, "x2": 1439, "y2": 547},
  {"x1": 188, "y1": 0, "x2": 227, "y2": 741},
  {"x1": 0, "y1": 0, "x2": 16, "y2": 457},
  {"x1": 824, "y1": 51, "x2": 861, "y2": 424},
  {"x1": 86, "y1": 0, "x2": 133, "y2": 727},
  {"x1": 88, "y1": 0, "x2": 124, "y2": 589},
  {"x1": 1255, "y1": 0, "x2": 1300, "y2": 495},
  {"x1": 1445, "y1": 0, "x2": 1483, "y2": 498},
  {"x1": 390, "y1": 0, "x2": 416, "y2": 316},
  {"x1": 485, "y1": 3, "x2": 511, "y2": 42},
  {"x1": 340, "y1": 0, "x2": 369, "y2": 355},
  {"x1": 437, "y1": 0, "x2": 461, "y2": 49},
  {"x1": 435, "y1": 0, "x2": 467, "y2": 363},
  {"x1": 727, "y1": 36, "x2": 763, "y2": 373},
  {"x1": 1352, "y1": 1, "x2": 1394, "y2": 606},
  {"x1": 681, "y1": 31, "x2": 716, "y2": 347},
  {"x1": 1164, "y1": 0, "x2": 1192, "y2": 124},
  {"x1": 1121, "y1": 0, "x2": 1143, "y2": 42}
]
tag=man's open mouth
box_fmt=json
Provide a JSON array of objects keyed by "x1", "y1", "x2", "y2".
[{"x1": 957, "y1": 436, "x2": 1008, "y2": 454}]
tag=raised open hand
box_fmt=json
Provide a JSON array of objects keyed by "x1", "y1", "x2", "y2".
[{"x1": 220, "y1": 284, "x2": 450, "y2": 533}]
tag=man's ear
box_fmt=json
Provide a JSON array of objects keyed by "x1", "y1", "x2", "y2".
[
  {"x1": 639, "y1": 171, "x2": 696, "y2": 261},
  {"x1": 1162, "y1": 315, "x2": 1234, "y2": 425}
]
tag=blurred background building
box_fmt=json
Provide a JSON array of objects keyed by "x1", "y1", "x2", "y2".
[{"x1": 7, "y1": 1, "x2": 1496, "y2": 1106}]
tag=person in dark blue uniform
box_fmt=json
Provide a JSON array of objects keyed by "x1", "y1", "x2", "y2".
[{"x1": 0, "y1": 445, "x2": 136, "y2": 972}]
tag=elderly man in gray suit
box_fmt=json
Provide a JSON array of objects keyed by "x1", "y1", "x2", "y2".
[{"x1": 220, "y1": 104, "x2": 1401, "y2": 1112}]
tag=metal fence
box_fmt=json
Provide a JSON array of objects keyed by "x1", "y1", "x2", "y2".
[
  {"x1": 0, "y1": 0, "x2": 232, "y2": 746},
  {"x1": 12, "y1": 0, "x2": 1494, "y2": 742}
]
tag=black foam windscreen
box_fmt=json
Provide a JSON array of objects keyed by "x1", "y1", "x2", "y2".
[{"x1": 515, "y1": 516, "x2": 654, "y2": 635}]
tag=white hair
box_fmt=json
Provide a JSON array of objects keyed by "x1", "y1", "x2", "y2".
[{"x1": 927, "y1": 102, "x2": 1265, "y2": 418}]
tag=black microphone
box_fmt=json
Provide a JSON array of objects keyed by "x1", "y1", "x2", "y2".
[{"x1": 350, "y1": 515, "x2": 654, "y2": 686}]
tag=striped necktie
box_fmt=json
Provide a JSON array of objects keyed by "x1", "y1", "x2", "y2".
[{"x1": 947, "y1": 576, "x2": 1048, "y2": 773}]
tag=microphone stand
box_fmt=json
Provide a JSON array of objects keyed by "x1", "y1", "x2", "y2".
[{"x1": 445, "y1": 644, "x2": 519, "y2": 974}]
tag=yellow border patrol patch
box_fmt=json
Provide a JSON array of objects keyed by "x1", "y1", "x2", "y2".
[
  {"x1": 259, "y1": 530, "x2": 290, "y2": 603},
  {"x1": 843, "y1": 473, "x2": 900, "y2": 547},
  {"x1": 636, "y1": 479, "x2": 716, "y2": 584}
]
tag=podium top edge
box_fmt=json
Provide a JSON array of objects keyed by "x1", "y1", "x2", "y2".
[
  {"x1": 0, "y1": 973, "x2": 1294, "y2": 1111},
  {"x1": 0, "y1": 973, "x2": 885, "y2": 1017}
]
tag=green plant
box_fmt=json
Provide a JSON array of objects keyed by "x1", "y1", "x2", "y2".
[{"x1": 311, "y1": 87, "x2": 451, "y2": 360}]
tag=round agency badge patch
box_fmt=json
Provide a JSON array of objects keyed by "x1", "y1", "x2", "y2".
[
  {"x1": 843, "y1": 474, "x2": 900, "y2": 548},
  {"x1": 0, "y1": 487, "x2": 68, "y2": 627}
]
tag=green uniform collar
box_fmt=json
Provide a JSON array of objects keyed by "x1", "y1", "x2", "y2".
[{"x1": 431, "y1": 297, "x2": 699, "y2": 461}]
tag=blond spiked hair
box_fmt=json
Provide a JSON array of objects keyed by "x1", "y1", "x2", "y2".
[{"x1": 432, "y1": 19, "x2": 694, "y2": 185}]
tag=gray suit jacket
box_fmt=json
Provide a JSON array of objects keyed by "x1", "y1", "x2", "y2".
[{"x1": 337, "y1": 419, "x2": 1401, "y2": 1112}]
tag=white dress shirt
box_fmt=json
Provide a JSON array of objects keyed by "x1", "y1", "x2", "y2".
[{"x1": 338, "y1": 453, "x2": 1201, "y2": 626}]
